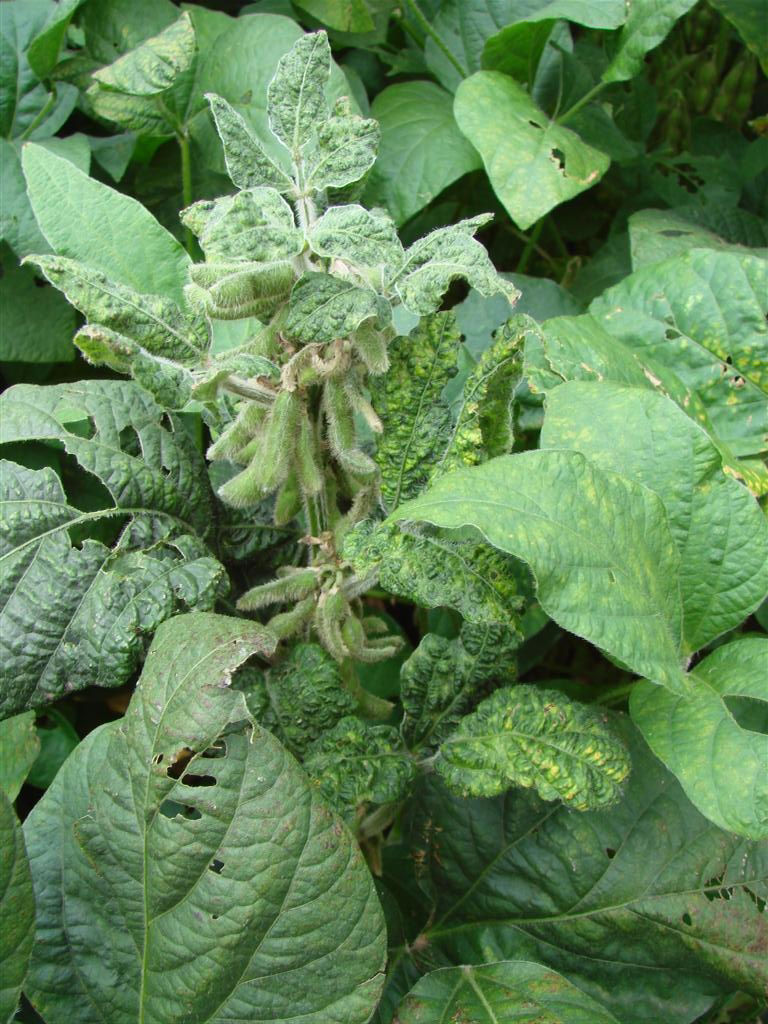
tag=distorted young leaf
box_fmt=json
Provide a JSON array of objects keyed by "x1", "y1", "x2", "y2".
[
  {"x1": 267, "y1": 30, "x2": 331, "y2": 153},
  {"x1": 0, "y1": 249, "x2": 75, "y2": 363},
  {"x1": 541, "y1": 382, "x2": 768, "y2": 651},
  {"x1": 187, "y1": 259, "x2": 295, "y2": 320},
  {"x1": 181, "y1": 187, "x2": 302, "y2": 262},
  {"x1": 0, "y1": 460, "x2": 225, "y2": 717},
  {"x1": 206, "y1": 92, "x2": 293, "y2": 192},
  {"x1": 590, "y1": 249, "x2": 768, "y2": 459},
  {"x1": 437, "y1": 685, "x2": 630, "y2": 808},
  {"x1": 364, "y1": 82, "x2": 482, "y2": 226},
  {"x1": 371, "y1": 312, "x2": 459, "y2": 509},
  {"x1": 401, "y1": 624, "x2": 519, "y2": 750},
  {"x1": 303, "y1": 715, "x2": 415, "y2": 819},
  {"x1": 303, "y1": 110, "x2": 380, "y2": 191},
  {"x1": 22, "y1": 143, "x2": 190, "y2": 303},
  {"x1": 454, "y1": 73, "x2": 610, "y2": 230},
  {"x1": 391, "y1": 449, "x2": 687, "y2": 692},
  {"x1": 395, "y1": 961, "x2": 621, "y2": 1024},
  {"x1": 92, "y1": 12, "x2": 196, "y2": 96},
  {"x1": 285, "y1": 272, "x2": 390, "y2": 344},
  {"x1": 400, "y1": 717, "x2": 768, "y2": 1024},
  {"x1": 23, "y1": 614, "x2": 387, "y2": 1024},
  {"x1": 389, "y1": 215, "x2": 519, "y2": 315},
  {"x1": 310, "y1": 204, "x2": 403, "y2": 272},
  {"x1": 630, "y1": 636, "x2": 768, "y2": 839},
  {"x1": 344, "y1": 521, "x2": 526, "y2": 630},
  {"x1": 603, "y1": 0, "x2": 699, "y2": 82},
  {"x1": 0, "y1": 712, "x2": 40, "y2": 801},
  {"x1": 0, "y1": 789, "x2": 34, "y2": 1024}
]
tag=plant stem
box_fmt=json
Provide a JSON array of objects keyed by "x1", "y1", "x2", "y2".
[
  {"x1": 19, "y1": 87, "x2": 57, "y2": 140},
  {"x1": 178, "y1": 131, "x2": 194, "y2": 253},
  {"x1": 556, "y1": 81, "x2": 607, "y2": 126},
  {"x1": 515, "y1": 218, "x2": 544, "y2": 274},
  {"x1": 594, "y1": 682, "x2": 635, "y2": 706},
  {"x1": 401, "y1": 0, "x2": 468, "y2": 79}
]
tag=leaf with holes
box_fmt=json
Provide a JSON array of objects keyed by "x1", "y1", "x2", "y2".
[{"x1": 22, "y1": 613, "x2": 387, "y2": 1024}]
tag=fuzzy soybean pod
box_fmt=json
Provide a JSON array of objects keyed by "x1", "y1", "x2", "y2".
[
  {"x1": 353, "y1": 324, "x2": 389, "y2": 375},
  {"x1": 218, "y1": 390, "x2": 300, "y2": 506},
  {"x1": 315, "y1": 589, "x2": 350, "y2": 661},
  {"x1": 207, "y1": 401, "x2": 268, "y2": 462},
  {"x1": 294, "y1": 404, "x2": 323, "y2": 497},
  {"x1": 691, "y1": 54, "x2": 718, "y2": 113},
  {"x1": 323, "y1": 378, "x2": 377, "y2": 480},
  {"x1": 710, "y1": 54, "x2": 755, "y2": 122},
  {"x1": 274, "y1": 473, "x2": 302, "y2": 525},
  {"x1": 267, "y1": 595, "x2": 317, "y2": 641},
  {"x1": 238, "y1": 568, "x2": 318, "y2": 612}
]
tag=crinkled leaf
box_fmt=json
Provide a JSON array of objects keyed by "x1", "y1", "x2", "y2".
[
  {"x1": 0, "y1": 789, "x2": 34, "y2": 1024},
  {"x1": 304, "y1": 112, "x2": 380, "y2": 191},
  {"x1": 344, "y1": 521, "x2": 526, "y2": 630},
  {"x1": 541, "y1": 382, "x2": 768, "y2": 650},
  {"x1": 391, "y1": 449, "x2": 687, "y2": 692},
  {"x1": 187, "y1": 259, "x2": 294, "y2": 321},
  {"x1": 286, "y1": 272, "x2": 389, "y2": 344},
  {"x1": 303, "y1": 716, "x2": 414, "y2": 819},
  {"x1": 400, "y1": 717, "x2": 768, "y2": 1024},
  {"x1": 590, "y1": 249, "x2": 768, "y2": 459},
  {"x1": 0, "y1": 712, "x2": 40, "y2": 801},
  {"x1": 22, "y1": 144, "x2": 190, "y2": 303},
  {"x1": 182, "y1": 187, "x2": 302, "y2": 263},
  {"x1": 395, "y1": 961, "x2": 621, "y2": 1024},
  {"x1": 206, "y1": 93, "x2": 293, "y2": 192},
  {"x1": 370, "y1": 312, "x2": 459, "y2": 509},
  {"x1": 630, "y1": 636, "x2": 768, "y2": 838},
  {"x1": 267, "y1": 30, "x2": 331, "y2": 153},
  {"x1": 401, "y1": 624, "x2": 519, "y2": 750},
  {"x1": 92, "y1": 12, "x2": 195, "y2": 95},
  {"x1": 310, "y1": 204, "x2": 403, "y2": 271},
  {"x1": 390, "y1": 215, "x2": 518, "y2": 316},
  {"x1": 365, "y1": 82, "x2": 482, "y2": 226},
  {"x1": 437, "y1": 685, "x2": 631, "y2": 808},
  {"x1": 0, "y1": 460, "x2": 225, "y2": 717},
  {"x1": 454, "y1": 73, "x2": 610, "y2": 230},
  {"x1": 23, "y1": 613, "x2": 386, "y2": 1023},
  {"x1": 604, "y1": 0, "x2": 699, "y2": 82}
]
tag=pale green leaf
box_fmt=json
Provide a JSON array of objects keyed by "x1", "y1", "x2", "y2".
[
  {"x1": 0, "y1": 789, "x2": 34, "y2": 1024},
  {"x1": 541, "y1": 382, "x2": 768, "y2": 650},
  {"x1": 391, "y1": 449, "x2": 687, "y2": 692},
  {"x1": 286, "y1": 272, "x2": 389, "y2": 344},
  {"x1": 206, "y1": 92, "x2": 293, "y2": 192},
  {"x1": 310, "y1": 205, "x2": 403, "y2": 271},
  {"x1": 23, "y1": 613, "x2": 386, "y2": 1023},
  {"x1": 0, "y1": 712, "x2": 40, "y2": 801},
  {"x1": 267, "y1": 30, "x2": 331, "y2": 153},
  {"x1": 630, "y1": 636, "x2": 768, "y2": 838},
  {"x1": 85, "y1": 85, "x2": 177, "y2": 135},
  {"x1": 365, "y1": 82, "x2": 482, "y2": 226},
  {"x1": 390, "y1": 215, "x2": 518, "y2": 316},
  {"x1": 304, "y1": 112, "x2": 380, "y2": 191},
  {"x1": 603, "y1": 0, "x2": 699, "y2": 82},
  {"x1": 590, "y1": 249, "x2": 768, "y2": 458},
  {"x1": 437, "y1": 685, "x2": 630, "y2": 807},
  {"x1": 454, "y1": 73, "x2": 610, "y2": 230},
  {"x1": 92, "y1": 12, "x2": 196, "y2": 95},
  {"x1": 22, "y1": 143, "x2": 190, "y2": 303},
  {"x1": 399, "y1": 717, "x2": 768, "y2": 1024},
  {"x1": 187, "y1": 259, "x2": 294, "y2": 321},
  {"x1": 395, "y1": 961, "x2": 621, "y2": 1024},
  {"x1": 182, "y1": 187, "x2": 302, "y2": 262}
]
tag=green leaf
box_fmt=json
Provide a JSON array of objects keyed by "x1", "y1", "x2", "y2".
[
  {"x1": 365, "y1": 82, "x2": 481, "y2": 226},
  {"x1": 0, "y1": 248, "x2": 75, "y2": 362},
  {"x1": 26, "y1": 0, "x2": 86, "y2": 79},
  {"x1": 304, "y1": 110, "x2": 380, "y2": 191},
  {"x1": 0, "y1": 712, "x2": 40, "y2": 801},
  {"x1": 630, "y1": 636, "x2": 768, "y2": 838},
  {"x1": 454, "y1": 73, "x2": 610, "y2": 230},
  {"x1": 303, "y1": 716, "x2": 414, "y2": 819},
  {"x1": 182, "y1": 187, "x2": 302, "y2": 263},
  {"x1": 26, "y1": 710, "x2": 79, "y2": 790},
  {"x1": 590, "y1": 249, "x2": 768, "y2": 459},
  {"x1": 394, "y1": 961, "x2": 621, "y2": 1024},
  {"x1": 310, "y1": 204, "x2": 403, "y2": 272},
  {"x1": 23, "y1": 613, "x2": 387, "y2": 1023},
  {"x1": 0, "y1": 459, "x2": 225, "y2": 717},
  {"x1": 628, "y1": 208, "x2": 767, "y2": 268},
  {"x1": 0, "y1": 789, "x2": 34, "y2": 1024},
  {"x1": 603, "y1": 0, "x2": 699, "y2": 82},
  {"x1": 390, "y1": 449, "x2": 687, "y2": 692},
  {"x1": 371, "y1": 312, "x2": 459, "y2": 510},
  {"x1": 541, "y1": 382, "x2": 768, "y2": 651},
  {"x1": 267, "y1": 30, "x2": 331, "y2": 153},
  {"x1": 710, "y1": 0, "x2": 768, "y2": 71},
  {"x1": 421, "y1": 0, "x2": 513, "y2": 90},
  {"x1": 286, "y1": 272, "x2": 389, "y2": 344},
  {"x1": 400, "y1": 717, "x2": 768, "y2": 1024},
  {"x1": 437, "y1": 685, "x2": 630, "y2": 807},
  {"x1": 22, "y1": 143, "x2": 190, "y2": 304},
  {"x1": 79, "y1": 0, "x2": 178, "y2": 65},
  {"x1": 344, "y1": 521, "x2": 526, "y2": 630},
  {"x1": 187, "y1": 259, "x2": 294, "y2": 321},
  {"x1": 92, "y1": 12, "x2": 196, "y2": 95},
  {"x1": 293, "y1": 0, "x2": 375, "y2": 33},
  {"x1": 390, "y1": 215, "x2": 518, "y2": 316},
  {"x1": 206, "y1": 92, "x2": 293, "y2": 192},
  {"x1": 401, "y1": 624, "x2": 520, "y2": 751}
]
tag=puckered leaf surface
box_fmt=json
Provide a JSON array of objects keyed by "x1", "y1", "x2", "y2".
[
  {"x1": 304, "y1": 112, "x2": 380, "y2": 191},
  {"x1": 267, "y1": 30, "x2": 331, "y2": 153},
  {"x1": 181, "y1": 187, "x2": 302, "y2": 263},
  {"x1": 91, "y1": 12, "x2": 195, "y2": 95},
  {"x1": 286, "y1": 272, "x2": 389, "y2": 344},
  {"x1": 0, "y1": 790, "x2": 34, "y2": 1024},
  {"x1": 206, "y1": 93, "x2": 293, "y2": 193},
  {"x1": 310, "y1": 204, "x2": 403, "y2": 272},
  {"x1": 23, "y1": 614, "x2": 386, "y2": 1024}
]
